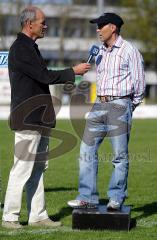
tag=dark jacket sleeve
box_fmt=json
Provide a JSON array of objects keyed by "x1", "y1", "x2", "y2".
[{"x1": 10, "y1": 43, "x2": 75, "y2": 85}]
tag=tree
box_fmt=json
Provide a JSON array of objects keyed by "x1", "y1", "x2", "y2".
[{"x1": 121, "y1": 0, "x2": 157, "y2": 69}]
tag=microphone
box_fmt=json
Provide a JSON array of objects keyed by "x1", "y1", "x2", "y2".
[{"x1": 87, "y1": 45, "x2": 99, "y2": 63}]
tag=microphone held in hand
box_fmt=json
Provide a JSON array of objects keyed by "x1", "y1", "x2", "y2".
[{"x1": 87, "y1": 45, "x2": 99, "y2": 63}]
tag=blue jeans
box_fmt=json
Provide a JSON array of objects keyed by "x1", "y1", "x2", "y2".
[{"x1": 76, "y1": 98, "x2": 133, "y2": 205}]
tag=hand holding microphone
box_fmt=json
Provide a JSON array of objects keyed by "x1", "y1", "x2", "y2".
[
  {"x1": 64, "y1": 45, "x2": 99, "y2": 93},
  {"x1": 72, "y1": 45, "x2": 99, "y2": 75},
  {"x1": 87, "y1": 45, "x2": 99, "y2": 63}
]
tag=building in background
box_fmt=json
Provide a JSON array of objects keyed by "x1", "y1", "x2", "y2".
[{"x1": 0, "y1": 0, "x2": 156, "y2": 105}]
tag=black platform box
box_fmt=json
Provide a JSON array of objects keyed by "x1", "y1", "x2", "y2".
[{"x1": 72, "y1": 205, "x2": 131, "y2": 231}]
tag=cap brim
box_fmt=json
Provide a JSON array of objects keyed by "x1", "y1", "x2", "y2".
[{"x1": 89, "y1": 18, "x2": 98, "y2": 24}]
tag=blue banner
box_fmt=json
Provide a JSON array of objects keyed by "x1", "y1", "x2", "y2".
[{"x1": 0, "y1": 52, "x2": 8, "y2": 67}]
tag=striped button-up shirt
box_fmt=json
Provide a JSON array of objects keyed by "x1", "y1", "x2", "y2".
[{"x1": 95, "y1": 36, "x2": 145, "y2": 105}]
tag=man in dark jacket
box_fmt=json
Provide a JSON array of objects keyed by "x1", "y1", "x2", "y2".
[{"x1": 2, "y1": 6, "x2": 90, "y2": 229}]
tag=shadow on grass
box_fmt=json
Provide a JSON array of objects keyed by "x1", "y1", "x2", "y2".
[
  {"x1": 20, "y1": 207, "x2": 72, "y2": 225},
  {"x1": 128, "y1": 202, "x2": 157, "y2": 229},
  {"x1": 49, "y1": 206, "x2": 72, "y2": 221},
  {"x1": 133, "y1": 201, "x2": 157, "y2": 220},
  {"x1": 130, "y1": 218, "x2": 137, "y2": 230},
  {"x1": 45, "y1": 187, "x2": 77, "y2": 192},
  {"x1": 20, "y1": 206, "x2": 72, "y2": 226},
  {"x1": 20, "y1": 221, "x2": 28, "y2": 226}
]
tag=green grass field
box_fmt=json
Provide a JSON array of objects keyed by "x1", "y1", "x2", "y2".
[{"x1": 0, "y1": 119, "x2": 157, "y2": 240}]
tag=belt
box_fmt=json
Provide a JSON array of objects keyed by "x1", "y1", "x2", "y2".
[{"x1": 97, "y1": 95, "x2": 130, "y2": 103}]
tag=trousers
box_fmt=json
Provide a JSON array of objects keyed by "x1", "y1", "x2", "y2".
[
  {"x1": 2, "y1": 130, "x2": 49, "y2": 223},
  {"x1": 76, "y1": 98, "x2": 133, "y2": 204}
]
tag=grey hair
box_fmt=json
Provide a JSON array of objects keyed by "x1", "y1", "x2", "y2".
[{"x1": 20, "y1": 6, "x2": 40, "y2": 28}]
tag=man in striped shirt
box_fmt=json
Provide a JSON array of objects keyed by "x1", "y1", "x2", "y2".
[{"x1": 68, "y1": 12, "x2": 145, "y2": 210}]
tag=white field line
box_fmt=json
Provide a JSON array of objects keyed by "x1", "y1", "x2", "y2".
[
  {"x1": 0, "y1": 221, "x2": 157, "y2": 236},
  {"x1": 1, "y1": 105, "x2": 157, "y2": 120},
  {"x1": 137, "y1": 219, "x2": 157, "y2": 227},
  {"x1": 0, "y1": 226, "x2": 73, "y2": 236}
]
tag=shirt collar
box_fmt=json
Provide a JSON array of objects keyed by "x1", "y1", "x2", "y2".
[
  {"x1": 100, "y1": 35, "x2": 124, "y2": 51},
  {"x1": 114, "y1": 35, "x2": 124, "y2": 48}
]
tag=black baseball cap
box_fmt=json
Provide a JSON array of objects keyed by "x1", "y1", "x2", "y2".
[{"x1": 90, "y1": 12, "x2": 124, "y2": 29}]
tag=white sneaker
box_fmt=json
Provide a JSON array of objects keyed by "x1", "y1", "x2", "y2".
[
  {"x1": 67, "y1": 199, "x2": 98, "y2": 208},
  {"x1": 29, "y1": 218, "x2": 61, "y2": 228},
  {"x1": 107, "y1": 200, "x2": 121, "y2": 211},
  {"x1": 2, "y1": 221, "x2": 23, "y2": 229}
]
